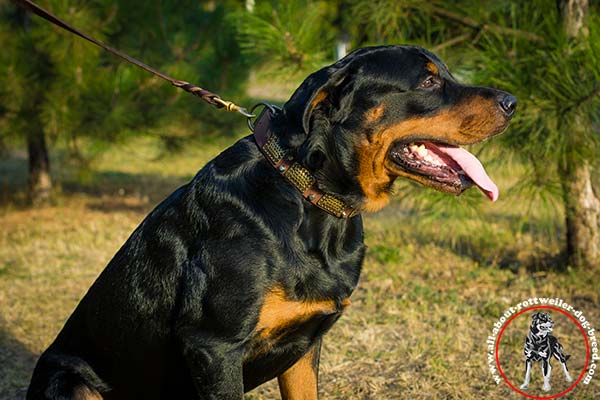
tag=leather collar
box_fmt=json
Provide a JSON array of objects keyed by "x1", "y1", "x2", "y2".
[{"x1": 252, "y1": 107, "x2": 358, "y2": 219}]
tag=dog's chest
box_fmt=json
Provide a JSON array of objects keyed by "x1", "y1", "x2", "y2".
[
  {"x1": 527, "y1": 333, "x2": 552, "y2": 360},
  {"x1": 241, "y1": 286, "x2": 349, "y2": 390}
]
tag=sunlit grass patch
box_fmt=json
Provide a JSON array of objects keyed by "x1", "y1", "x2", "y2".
[{"x1": 1, "y1": 135, "x2": 598, "y2": 399}]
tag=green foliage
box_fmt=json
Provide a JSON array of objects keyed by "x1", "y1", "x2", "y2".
[
  {"x1": 232, "y1": 0, "x2": 338, "y2": 75},
  {"x1": 0, "y1": 0, "x2": 249, "y2": 162},
  {"x1": 1, "y1": 0, "x2": 116, "y2": 144},
  {"x1": 349, "y1": 0, "x2": 454, "y2": 47},
  {"x1": 469, "y1": 1, "x2": 600, "y2": 210}
]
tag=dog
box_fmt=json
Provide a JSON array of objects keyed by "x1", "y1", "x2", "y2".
[
  {"x1": 27, "y1": 45, "x2": 515, "y2": 399},
  {"x1": 520, "y1": 312, "x2": 573, "y2": 392}
]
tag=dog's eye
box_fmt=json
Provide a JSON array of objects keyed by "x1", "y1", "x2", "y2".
[{"x1": 419, "y1": 76, "x2": 440, "y2": 89}]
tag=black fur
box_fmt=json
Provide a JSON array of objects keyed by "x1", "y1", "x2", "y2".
[{"x1": 27, "y1": 45, "x2": 515, "y2": 399}]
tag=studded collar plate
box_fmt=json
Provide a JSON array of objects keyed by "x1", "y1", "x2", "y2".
[{"x1": 252, "y1": 108, "x2": 358, "y2": 219}]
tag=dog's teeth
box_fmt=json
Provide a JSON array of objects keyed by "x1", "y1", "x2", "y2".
[
  {"x1": 417, "y1": 146, "x2": 427, "y2": 157},
  {"x1": 424, "y1": 154, "x2": 434, "y2": 163},
  {"x1": 409, "y1": 144, "x2": 418, "y2": 151}
]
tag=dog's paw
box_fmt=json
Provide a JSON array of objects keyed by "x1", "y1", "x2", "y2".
[
  {"x1": 543, "y1": 384, "x2": 552, "y2": 392},
  {"x1": 519, "y1": 383, "x2": 529, "y2": 390},
  {"x1": 566, "y1": 374, "x2": 573, "y2": 382}
]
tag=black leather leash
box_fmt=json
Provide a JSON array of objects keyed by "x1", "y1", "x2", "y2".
[{"x1": 11, "y1": 0, "x2": 254, "y2": 118}]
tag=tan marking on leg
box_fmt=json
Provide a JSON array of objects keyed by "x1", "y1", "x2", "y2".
[
  {"x1": 256, "y1": 286, "x2": 345, "y2": 339},
  {"x1": 278, "y1": 345, "x2": 319, "y2": 400},
  {"x1": 247, "y1": 288, "x2": 350, "y2": 360}
]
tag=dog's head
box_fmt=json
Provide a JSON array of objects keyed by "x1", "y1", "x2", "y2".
[
  {"x1": 281, "y1": 45, "x2": 516, "y2": 212},
  {"x1": 531, "y1": 312, "x2": 554, "y2": 336}
]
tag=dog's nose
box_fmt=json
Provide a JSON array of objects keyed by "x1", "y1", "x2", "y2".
[{"x1": 498, "y1": 93, "x2": 517, "y2": 118}]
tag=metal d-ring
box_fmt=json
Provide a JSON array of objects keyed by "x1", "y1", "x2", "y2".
[{"x1": 247, "y1": 102, "x2": 281, "y2": 132}]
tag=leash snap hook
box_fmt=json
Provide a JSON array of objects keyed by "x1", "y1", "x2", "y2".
[
  {"x1": 247, "y1": 102, "x2": 280, "y2": 132},
  {"x1": 205, "y1": 96, "x2": 254, "y2": 118}
]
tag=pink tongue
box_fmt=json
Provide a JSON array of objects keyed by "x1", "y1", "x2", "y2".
[{"x1": 433, "y1": 144, "x2": 499, "y2": 202}]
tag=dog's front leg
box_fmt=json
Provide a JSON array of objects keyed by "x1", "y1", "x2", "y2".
[
  {"x1": 520, "y1": 360, "x2": 532, "y2": 390},
  {"x1": 182, "y1": 340, "x2": 244, "y2": 400},
  {"x1": 560, "y1": 361, "x2": 573, "y2": 382},
  {"x1": 542, "y1": 360, "x2": 552, "y2": 392},
  {"x1": 277, "y1": 339, "x2": 322, "y2": 400},
  {"x1": 552, "y1": 345, "x2": 573, "y2": 382}
]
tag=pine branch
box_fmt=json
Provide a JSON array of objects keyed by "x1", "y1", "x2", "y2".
[
  {"x1": 432, "y1": 32, "x2": 472, "y2": 52},
  {"x1": 428, "y1": 7, "x2": 545, "y2": 43},
  {"x1": 560, "y1": 86, "x2": 600, "y2": 116},
  {"x1": 156, "y1": 0, "x2": 175, "y2": 57}
]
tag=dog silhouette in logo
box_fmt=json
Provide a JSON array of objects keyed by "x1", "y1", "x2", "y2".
[{"x1": 520, "y1": 312, "x2": 573, "y2": 391}]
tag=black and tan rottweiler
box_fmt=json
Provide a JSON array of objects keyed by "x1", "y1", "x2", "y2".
[
  {"x1": 520, "y1": 312, "x2": 573, "y2": 392},
  {"x1": 27, "y1": 45, "x2": 516, "y2": 399}
]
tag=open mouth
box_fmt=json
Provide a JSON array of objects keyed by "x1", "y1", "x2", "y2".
[{"x1": 389, "y1": 141, "x2": 499, "y2": 201}]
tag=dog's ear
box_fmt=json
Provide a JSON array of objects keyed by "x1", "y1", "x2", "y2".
[
  {"x1": 531, "y1": 312, "x2": 540, "y2": 321},
  {"x1": 283, "y1": 47, "x2": 379, "y2": 136},
  {"x1": 279, "y1": 68, "x2": 345, "y2": 171},
  {"x1": 283, "y1": 64, "x2": 354, "y2": 136},
  {"x1": 283, "y1": 48, "x2": 384, "y2": 172}
]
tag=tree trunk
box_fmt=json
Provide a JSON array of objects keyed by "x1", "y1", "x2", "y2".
[
  {"x1": 562, "y1": 161, "x2": 600, "y2": 267},
  {"x1": 14, "y1": 10, "x2": 53, "y2": 205},
  {"x1": 559, "y1": 0, "x2": 600, "y2": 268},
  {"x1": 561, "y1": 0, "x2": 589, "y2": 37},
  {"x1": 27, "y1": 130, "x2": 52, "y2": 205}
]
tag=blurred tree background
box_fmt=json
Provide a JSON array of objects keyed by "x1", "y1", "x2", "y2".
[
  {"x1": 0, "y1": 0, "x2": 248, "y2": 202},
  {"x1": 0, "y1": 0, "x2": 598, "y2": 268}
]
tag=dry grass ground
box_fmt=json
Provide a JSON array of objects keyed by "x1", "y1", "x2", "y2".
[{"x1": 1, "y1": 134, "x2": 599, "y2": 399}]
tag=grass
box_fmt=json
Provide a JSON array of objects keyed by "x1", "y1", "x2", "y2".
[{"x1": 1, "y1": 133, "x2": 599, "y2": 399}]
